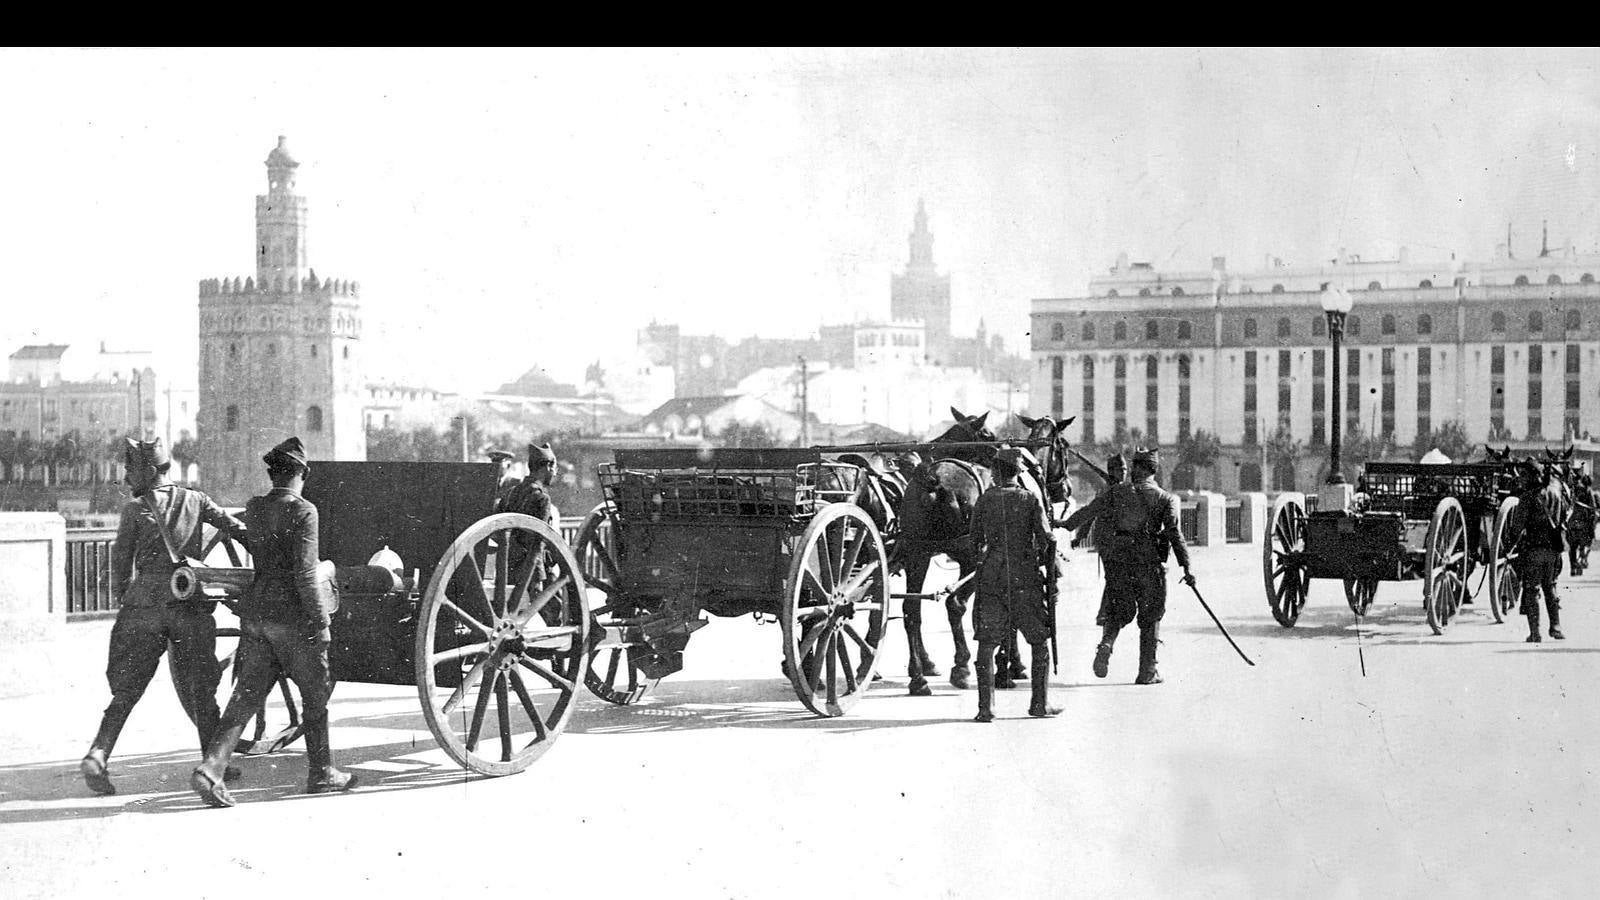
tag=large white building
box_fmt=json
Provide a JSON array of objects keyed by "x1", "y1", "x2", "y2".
[{"x1": 1032, "y1": 232, "x2": 1600, "y2": 491}]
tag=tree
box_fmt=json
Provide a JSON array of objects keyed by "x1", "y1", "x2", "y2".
[
  {"x1": 1175, "y1": 428, "x2": 1222, "y2": 490},
  {"x1": 410, "y1": 426, "x2": 450, "y2": 462},
  {"x1": 1412, "y1": 420, "x2": 1473, "y2": 462},
  {"x1": 1339, "y1": 426, "x2": 1398, "y2": 482},
  {"x1": 0, "y1": 431, "x2": 14, "y2": 482},
  {"x1": 171, "y1": 432, "x2": 199, "y2": 483},
  {"x1": 1264, "y1": 425, "x2": 1304, "y2": 491},
  {"x1": 366, "y1": 425, "x2": 415, "y2": 461},
  {"x1": 442, "y1": 415, "x2": 487, "y2": 463},
  {"x1": 717, "y1": 421, "x2": 778, "y2": 448}
]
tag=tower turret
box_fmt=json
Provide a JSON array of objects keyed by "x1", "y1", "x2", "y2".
[{"x1": 256, "y1": 136, "x2": 308, "y2": 287}]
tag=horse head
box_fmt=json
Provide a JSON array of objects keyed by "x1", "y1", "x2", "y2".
[
  {"x1": 1533, "y1": 458, "x2": 1574, "y2": 530},
  {"x1": 932, "y1": 406, "x2": 999, "y2": 466},
  {"x1": 1017, "y1": 413, "x2": 1077, "y2": 503}
]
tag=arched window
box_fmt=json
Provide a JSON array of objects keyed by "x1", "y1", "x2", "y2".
[
  {"x1": 1348, "y1": 316, "x2": 1361, "y2": 336},
  {"x1": 1312, "y1": 316, "x2": 1326, "y2": 337},
  {"x1": 1138, "y1": 288, "x2": 1151, "y2": 297},
  {"x1": 1515, "y1": 275, "x2": 1530, "y2": 286},
  {"x1": 1114, "y1": 321, "x2": 1127, "y2": 341},
  {"x1": 1171, "y1": 287, "x2": 1185, "y2": 297},
  {"x1": 1271, "y1": 284, "x2": 1285, "y2": 294},
  {"x1": 1243, "y1": 318, "x2": 1258, "y2": 339},
  {"x1": 1050, "y1": 322, "x2": 1065, "y2": 341},
  {"x1": 1107, "y1": 289, "x2": 1119, "y2": 298},
  {"x1": 307, "y1": 406, "x2": 323, "y2": 432},
  {"x1": 1114, "y1": 357, "x2": 1127, "y2": 378},
  {"x1": 1177, "y1": 320, "x2": 1192, "y2": 340},
  {"x1": 1582, "y1": 273, "x2": 1595, "y2": 284},
  {"x1": 1381, "y1": 315, "x2": 1396, "y2": 335},
  {"x1": 1418, "y1": 314, "x2": 1433, "y2": 335},
  {"x1": 1083, "y1": 322, "x2": 1096, "y2": 341},
  {"x1": 1145, "y1": 356, "x2": 1158, "y2": 379},
  {"x1": 1277, "y1": 317, "x2": 1291, "y2": 339},
  {"x1": 1178, "y1": 355, "x2": 1191, "y2": 378},
  {"x1": 1567, "y1": 309, "x2": 1581, "y2": 330},
  {"x1": 1145, "y1": 320, "x2": 1159, "y2": 340},
  {"x1": 1083, "y1": 358, "x2": 1095, "y2": 378},
  {"x1": 225, "y1": 405, "x2": 239, "y2": 431},
  {"x1": 1529, "y1": 311, "x2": 1544, "y2": 332},
  {"x1": 1548, "y1": 274, "x2": 1563, "y2": 285},
  {"x1": 1367, "y1": 281, "x2": 1382, "y2": 291},
  {"x1": 1419, "y1": 279, "x2": 1433, "y2": 288},
  {"x1": 1492, "y1": 311, "x2": 1506, "y2": 332}
]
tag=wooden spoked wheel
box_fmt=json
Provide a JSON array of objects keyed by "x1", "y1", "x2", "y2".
[
  {"x1": 781, "y1": 504, "x2": 889, "y2": 717},
  {"x1": 1343, "y1": 577, "x2": 1377, "y2": 617},
  {"x1": 1263, "y1": 496, "x2": 1310, "y2": 627},
  {"x1": 1424, "y1": 497, "x2": 1468, "y2": 635},
  {"x1": 415, "y1": 513, "x2": 590, "y2": 776},
  {"x1": 573, "y1": 503, "x2": 661, "y2": 705},
  {"x1": 172, "y1": 527, "x2": 304, "y2": 754},
  {"x1": 1488, "y1": 496, "x2": 1522, "y2": 624}
]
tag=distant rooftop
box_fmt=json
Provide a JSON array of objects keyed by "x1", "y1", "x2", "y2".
[{"x1": 9, "y1": 344, "x2": 69, "y2": 360}]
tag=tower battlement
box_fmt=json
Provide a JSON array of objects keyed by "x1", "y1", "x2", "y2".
[{"x1": 198, "y1": 275, "x2": 360, "y2": 298}]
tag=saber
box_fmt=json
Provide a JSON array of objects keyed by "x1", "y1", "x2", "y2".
[
  {"x1": 1067, "y1": 448, "x2": 1113, "y2": 486},
  {"x1": 892, "y1": 571, "x2": 976, "y2": 602},
  {"x1": 1186, "y1": 581, "x2": 1255, "y2": 666}
]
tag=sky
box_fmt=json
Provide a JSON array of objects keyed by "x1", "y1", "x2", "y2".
[{"x1": 1, "y1": 47, "x2": 1597, "y2": 393}]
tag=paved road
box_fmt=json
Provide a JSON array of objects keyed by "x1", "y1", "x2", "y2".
[{"x1": 3, "y1": 543, "x2": 1598, "y2": 898}]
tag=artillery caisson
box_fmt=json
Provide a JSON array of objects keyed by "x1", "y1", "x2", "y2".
[{"x1": 1264, "y1": 460, "x2": 1522, "y2": 634}]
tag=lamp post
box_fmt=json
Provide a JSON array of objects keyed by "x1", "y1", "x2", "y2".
[{"x1": 1320, "y1": 285, "x2": 1355, "y2": 484}]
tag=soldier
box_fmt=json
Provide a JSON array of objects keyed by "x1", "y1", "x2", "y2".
[
  {"x1": 504, "y1": 442, "x2": 559, "y2": 527},
  {"x1": 80, "y1": 438, "x2": 248, "y2": 796},
  {"x1": 1086, "y1": 448, "x2": 1194, "y2": 684},
  {"x1": 487, "y1": 448, "x2": 519, "y2": 511},
  {"x1": 970, "y1": 447, "x2": 1061, "y2": 721},
  {"x1": 1509, "y1": 462, "x2": 1568, "y2": 642},
  {"x1": 191, "y1": 437, "x2": 356, "y2": 807},
  {"x1": 1062, "y1": 452, "x2": 1126, "y2": 630}
]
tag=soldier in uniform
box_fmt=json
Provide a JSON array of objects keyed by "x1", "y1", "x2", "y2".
[
  {"x1": 191, "y1": 437, "x2": 356, "y2": 807},
  {"x1": 488, "y1": 448, "x2": 520, "y2": 511},
  {"x1": 970, "y1": 447, "x2": 1061, "y2": 721},
  {"x1": 1085, "y1": 448, "x2": 1194, "y2": 684},
  {"x1": 1509, "y1": 462, "x2": 1568, "y2": 642},
  {"x1": 1062, "y1": 452, "x2": 1126, "y2": 633},
  {"x1": 503, "y1": 442, "x2": 559, "y2": 527},
  {"x1": 80, "y1": 438, "x2": 248, "y2": 796}
]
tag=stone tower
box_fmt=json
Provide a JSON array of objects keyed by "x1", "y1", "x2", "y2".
[
  {"x1": 196, "y1": 137, "x2": 366, "y2": 505},
  {"x1": 890, "y1": 199, "x2": 953, "y2": 364}
]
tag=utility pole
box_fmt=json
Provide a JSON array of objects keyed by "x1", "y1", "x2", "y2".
[
  {"x1": 797, "y1": 355, "x2": 810, "y2": 447},
  {"x1": 134, "y1": 371, "x2": 144, "y2": 440},
  {"x1": 456, "y1": 415, "x2": 470, "y2": 462}
]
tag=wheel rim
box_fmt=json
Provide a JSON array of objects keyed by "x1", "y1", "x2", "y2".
[
  {"x1": 1425, "y1": 498, "x2": 1467, "y2": 634},
  {"x1": 415, "y1": 513, "x2": 589, "y2": 776},
  {"x1": 781, "y1": 505, "x2": 889, "y2": 717},
  {"x1": 573, "y1": 503, "x2": 662, "y2": 705},
  {"x1": 1263, "y1": 498, "x2": 1309, "y2": 627},
  {"x1": 1489, "y1": 496, "x2": 1521, "y2": 624}
]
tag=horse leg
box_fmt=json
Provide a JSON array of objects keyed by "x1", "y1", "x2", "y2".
[
  {"x1": 946, "y1": 566, "x2": 974, "y2": 689},
  {"x1": 902, "y1": 553, "x2": 935, "y2": 696}
]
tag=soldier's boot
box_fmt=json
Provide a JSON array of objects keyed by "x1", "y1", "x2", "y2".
[
  {"x1": 1526, "y1": 609, "x2": 1543, "y2": 643},
  {"x1": 1092, "y1": 626, "x2": 1121, "y2": 679},
  {"x1": 303, "y1": 716, "x2": 358, "y2": 795},
  {"x1": 81, "y1": 699, "x2": 135, "y2": 796},
  {"x1": 80, "y1": 748, "x2": 115, "y2": 797},
  {"x1": 1134, "y1": 625, "x2": 1163, "y2": 685},
  {"x1": 1028, "y1": 643, "x2": 1062, "y2": 718},
  {"x1": 1549, "y1": 604, "x2": 1565, "y2": 640},
  {"x1": 973, "y1": 644, "x2": 995, "y2": 723}
]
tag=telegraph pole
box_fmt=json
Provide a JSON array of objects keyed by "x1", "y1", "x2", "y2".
[{"x1": 797, "y1": 355, "x2": 810, "y2": 447}]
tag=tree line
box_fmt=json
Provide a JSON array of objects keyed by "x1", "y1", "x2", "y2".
[{"x1": 0, "y1": 431, "x2": 198, "y2": 485}]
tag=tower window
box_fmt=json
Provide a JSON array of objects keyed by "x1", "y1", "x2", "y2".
[
  {"x1": 228, "y1": 343, "x2": 238, "y2": 359},
  {"x1": 307, "y1": 406, "x2": 323, "y2": 432},
  {"x1": 343, "y1": 346, "x2": 350, "y2": 360},
  {"x1": 225, "y1": 405, "x2": 239, "y2": 431},
  {"x1": 310, "y1": 344, "x2": 319, "y2": 357}
]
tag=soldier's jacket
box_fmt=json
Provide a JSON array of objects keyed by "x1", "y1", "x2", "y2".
[
  {"x1": 111, "y1": 484, "x2": 247, "y2": 608},
  {"x1": 1062, "y1": 488, "x2": 1115, "y2": 547},
  {"x1": 1097, "y1": 476, "x2": 1191, "y2": 569},
  {"x1": 971, "y1": 483, "x2": 1054, "y2": 599},
  {"x1": 493, "y1": 474, "x2": 521, "y2": 512},
  {"x1": 239, "y1": 487, "x2": 336, "y2": 632},
  {"x1": 503, "y1": 478, "x2": 554, "y2": 525},
  {"x1": 1508, "y1": 488, "x2": 1567, "y2": 553}
]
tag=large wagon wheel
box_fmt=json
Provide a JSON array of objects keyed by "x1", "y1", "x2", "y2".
[
  {"x1": 781, "y1": 504, "x2": 889, "y2": 717},
  {"x1": 1424, "y1": 497, "x2": 1468, "y2": 635},
  {"x1": 1487, "y1": 496, "x2": 1522, "y2": 624},
  {"x1": 172, "y1": 526, "x2": 304, "y2": 754},
  {"x1": 415, "y1": 513, "x2": 589, "y2": 776},
  {"x1": 1263, "y1": 495, "x2": 1310, "y2": 627},
  {"x1": 573, "y1": 503, "x2": 661, "y2": 705},
  {"x1": 1343, "y1": 577, "x2": 1376, "y2": 617}
]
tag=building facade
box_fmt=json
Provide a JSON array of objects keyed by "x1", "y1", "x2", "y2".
[
  {"x1": 197, "y1": 137, "x2": 366, "y2": 504},
  {"x1": 1032, "y1": 237, "x2": 1600, "y2": 492}
]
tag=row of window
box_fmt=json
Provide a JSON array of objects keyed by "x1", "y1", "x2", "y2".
[
  {"x1": 209, "y1": 343, "x2": 351, "y2": 362},
  {"x1": 1051, "y1": 308, "x2": 1594, "y2": 344},
  {"x1": 1103, "y1": 273, "x2": 1597, "y2": 300},
  {"x1": 222, "y1": 405, "x2": 323, "y2": 432},
  {"x1": 202, "y1": 313, "x2": 362, "y2": 333}
]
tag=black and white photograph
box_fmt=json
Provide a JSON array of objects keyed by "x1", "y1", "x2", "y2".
[{"x1": 1, "y1": 46, "x2": 1597, "y2": 897}]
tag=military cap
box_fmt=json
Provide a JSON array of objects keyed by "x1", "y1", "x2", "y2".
[
  {"x1": 1132, "y1": 447, "x2": 1161, "y2": 466},
  {"x1": 486, "y1": 449, "x2": 515, "y2": 463},
  {"x1": 528, "y1": 442, "x2": 557, "y2": 465},
  {"x1": 123, "y1": 437, "x2": 170, "y2": 469},
  {"x1": 263, "y1": 435, "x2": 309, "y2": 470}
]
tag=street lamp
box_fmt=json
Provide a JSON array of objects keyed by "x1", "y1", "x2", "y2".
[{"x1": 1320, "y1": 285, "x2": 1355, "y2": 485}]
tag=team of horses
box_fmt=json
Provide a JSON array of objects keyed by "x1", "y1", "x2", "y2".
[{"x1": 1486, "y1": 444, "x2": 1596, "y2": 571}]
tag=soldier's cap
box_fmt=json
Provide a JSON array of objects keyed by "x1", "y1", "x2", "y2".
[
  {"x1": 262, "y1": 436, "x2": 309, "y2": 471},
  {"x1": 486, "y1": 449, "x2": 515, "y2": 463},
  {"x1": 123, "y1": 437, "x2": 170, "y2": 469},
  {"x1": 1132, "y1": 447, "x2": 1161, "y2": 466},
  {"x1": 528, "y1": 442, "x2": 557, "y2": 465}
]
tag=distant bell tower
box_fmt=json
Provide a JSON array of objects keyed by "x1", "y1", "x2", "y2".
[
  {"x1": 891, "y1": 199, "x2": 953, "y2": 363},
  {"x1": 197, "y1": 137, "x2": 367, "y2": 505}
]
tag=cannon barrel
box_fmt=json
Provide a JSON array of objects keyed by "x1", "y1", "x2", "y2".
[{"x1": 170, "y1": 562, "x2": 411, "y2": 603}]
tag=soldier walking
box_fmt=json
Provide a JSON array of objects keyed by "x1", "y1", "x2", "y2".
[
  {"x1": 191, "y1": 437, "x2": 356, "y2": 807},
  {"x1": 1062, "y1": 452, "x2": 1128, "y2": 635},
  {"x1": 1510, "y1": 464, "x2": 1568, "y2": 642},
  {"x1": 1080, "y1": 448, "x2": 1194, "y2": 685},
  {"x1": 970, "y1": 447, "x2": 1061, "y2": 721},
  {"x1": 80, "y1": 438, "x2": 249, "y2": 796}
]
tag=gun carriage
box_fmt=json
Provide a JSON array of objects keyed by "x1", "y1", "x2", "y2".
[{"x1": 1263, "y1": 460, "x2": 1523, "y2": 634}]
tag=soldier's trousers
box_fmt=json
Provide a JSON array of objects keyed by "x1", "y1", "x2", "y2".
[
  {"x1": 91, "y1": 603, "x2": 221, "y2": 757},
  {"x1": 1100, "y1": 563, "x2": 1167, "y2": 630},
  {"x1": 201, "y1": 619, "x2": 334, "y2": 777},
  {"x1": 1517, "y1": 548, "x2": 1562, "y2": 621}
]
